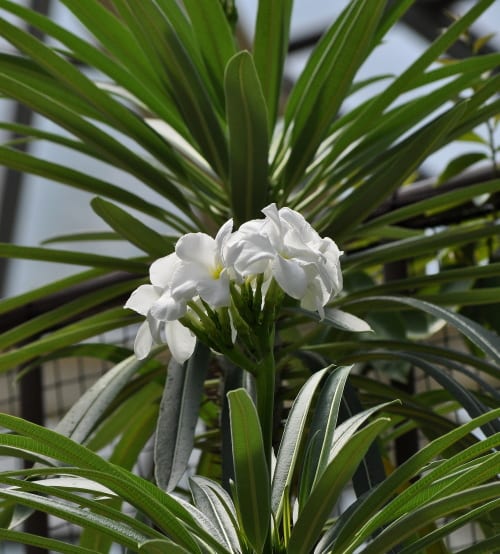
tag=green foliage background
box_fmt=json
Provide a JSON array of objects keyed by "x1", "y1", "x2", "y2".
[{"x1": 0, "y1": 0, "x2": 499, "y2": 552}]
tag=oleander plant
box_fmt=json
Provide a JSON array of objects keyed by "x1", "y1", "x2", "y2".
[{"x1": 0, "y1": 0, "x2": 499, "y2": 552}]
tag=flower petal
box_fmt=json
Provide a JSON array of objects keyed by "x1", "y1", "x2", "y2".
[
  {"x1": 151, "y1": 290, "x2": 187, "y2": 321},
  {"x1": 124, "y1": 284, "x2": 160, "y2": 316},
  {"x1": 197, "y1": 272, "x2": 230, "y2": 307},
  {"x1": 149, "y1": 253, "x2": 180, "y2": 288},
  {"x1": 176, "y1": 232, "x2": 215, "y2": 268},
  {"x1": 215, "y1": 218, "x2": 233, "y2": 261},
  {"x1": 166, "y1": 320, "x2": 196, "y2": 364},
  {"x1": 134, "y1": 320, "x2": 154, "y2": 359},
  {"x1": 273, "y1": 256, "x2": 308, "y2": 299}
]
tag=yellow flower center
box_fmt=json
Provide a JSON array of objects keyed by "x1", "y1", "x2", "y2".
[{"x1": 211, "y1": 265, "x2": 223, "y2": 279}]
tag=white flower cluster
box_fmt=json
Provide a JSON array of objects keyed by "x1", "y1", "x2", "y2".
[{"x1": 125, "y1": 204, "x2": 343, "y2": 363}]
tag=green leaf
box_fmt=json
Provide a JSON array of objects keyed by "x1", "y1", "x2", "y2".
[
  {"x1": 398, "y1": 500, "x2": 500, "y2": 554},
  {"x1": 343, "y1": 222, "x2": 500, "y2": 270},
  {"x1": 318, "y1": 70, "x2": 495, "y2": 202},
  {"x1": 0, "y1": 307, "x2": 139, "y2": 373},
  {"x1": 0, "y1": 488, "x2": 151, "y2": 549},
  {"x1": 376, "y1": 352, "x2": 499, "y2": 436},
  {"x1": 0, "y1": 529, "x2": 97, "y2": 554},
  {"x1": 42, "y1": 231, "x2": 123, "y2": 244},
  {"x1": 154, "y1": 343, "x2": 210, "y2": 491},
  {"x1": 288, "y1": 417, "x2": 390, "y2": 554},
  {"x1": 457, "y1": 130, "x2": 488, "y2": 145},
  {"x1": 362, "y1": 483, "x2": 500, "y2": 554},
  {"x1": 139, "y1": 540, "x2": 191, "y2": 554},
  {"x1": 307, "y1": 366, "x2": 353, "y2": 491},
  {"x1": 344, "y1": 296, "x2": 500, "y2": 365},
  {"x1": 169, "y1": 496, "x2": 231, "y2": 554},
  {"x1": 225, "y1": 51, "x2": 269, "y2": 224},
  {"x1": 473, "y1": 32, "x2": 496, "y2": 54},
  {"x1": 0, "y1": 417, "x2": 204, "y2": 552},
  {"x1": 359, "y1": 179, "x2": 500, "y2": 232},
  {"x1": 0, "y1": 147, "x2": 176, "y2": 225},
  {"x1": 323, "y1": 308, "x2": 372, "y2": 333},
  {"x1": 390, "y1": 451, "x2": 500, "y2": 522},
  {"x1": 328, "y1": 408, "x2": 500, "y2": 553},
  {"x1": 55, "y1": 353, "x2": 151, "y2": 444},
  {"x1": 91, "y1": 197, "x2": 173, "y2": 257},
  {"x1": 437, "y1": 152, "x2": 488, "y2": 184},
  {"x1": 112, "y1": 0, "x2": 228, "y2": 178},
  {"x1": 0, "y1": 12, "x2": 192, "y2": 209},
  {"x1": 0, "y1": 267, "x2": 107, "y2": 315},
  {"x1": 326, "y1": 102, "x2": 468, "y2": 237},
  {"x1": 0, "y1": 0, "x2": 188, "y2": 136},
  {"x1": 283, "y1": 0, "x2": 386, "y2": 191},
  {"x1": 253, "y1": 0, "x2": 293, "y2": 131},
  {"x1": 272, "y1": 367, "x2": 330, "y2": 520},
  {"x1": 228, "y1": 388, "x2": 270, "y2": 552},
  {"x1": 321, "y1": 0, "x2": 496, "y2": 174},
  {"x1": 0, "y1": 278, "x2": 142, "y2": 351},
  {"x1": 0, "y1": 242, "x2": 147, "y2": 272},
  {"x1": 85, "y1": 381, "x2": 162, "y2": 454},
  {"x1": 182, "y1": 0, "x2": 236, "y2": 108},
  {"x1": 345, "y1": 262, "x2": 500, "y2": 299},
  {"x1": 56, "y1": 0, "x2": 163, "y2": 89},
  {"x1": 418, "y1": 288, "x2": 500, "y2": 307},
  {"x1": 190, "y1": 476, "x2": 241, "y2": 553}
]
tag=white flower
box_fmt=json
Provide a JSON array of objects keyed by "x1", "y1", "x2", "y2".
[
  {"x1": 125, "y1": 204, "x2": 343, "y2": 362},
  {"x1": 148, "y1": 253, "x2": 188, "y2": 321},
  {"x1": 170, "y1": 219, "x2": 233, "y2": 308},
  {"x1": 227, "y1": 203, "x2": 342, "y2": 317},
  {"x1": 124, "y1": 255, "x2": 196, "y2": 363}
]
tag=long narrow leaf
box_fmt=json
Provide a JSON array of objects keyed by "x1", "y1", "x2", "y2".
[
  {"x1": 271, "y1": 367, "x2": 330, "y2": 520},
  {"x1": 139, "y1": 540, "x2": 191, "y2": 554},
  {"x1": 0, "y1": 488, "x2": 150, "y2": 549},
  {"x1": 328, "y1": 408, "x2": 500, "y2": 553},
  {"x1": 283, "y1": 0, "x2": 385, "y2": 191},
  {"x1": 182, "y1": 0, "x2": 236, "y2": 109},
  {"x1": 361, "y1": 483, "x2": 500, "y2": 554},
  {"x1": 0, "y1": 307, "x2": 139, "y2": 373},
  {"x1": 0, "y1": 267, "x2": 107, "y2": 315},
  {"x1": 0, "y1": 418, "x2": 204, "y2": 551},
  {"x1": 320, "y1": 0, "x2": 495, "y2": 172},
  {"x1": 326, "y1": 102, "x2": 468, "y2": 237},
  {"x1": 55, "y1": 353, "x2": 154, "y2": 443},
  {"x1": 0, "y1": 147, "x2": 177, "y2": 225},
  {"x1": 0, "y1": 12, "x2": 192, "y2": 205},
  {"x1": 154, "y1": 343, "x2": 210, "y2": 491},
  {"x1": 308, "y1": 366, "x2": 352, "y2": 490},
  {"x1": 228, "y1": 388, "x2": 270, "y2": 553},
  {"x1": 0, "y1": 278, "x2": 142, "y2": 351},
  {"x1": 190, "y1": 476, "x2": 241, "y2": 553},
  {"x1": 91, "y1": 197, "x2": 173, "y2": 257},
  {"x1": 225, "y1": 51, "x2": 269, "y2": 224},
  {"x1": 398, "y1": 499, "x2": 500, "y2": 554},
  {"x1": 344, "y1": 296, "x2": 500, "y2": 365},
  {"x1": 114, "y1": 0, "x2": 228, "y2": 179},
  {"x1": 0, "y1": 529, "x2": 97, "y2": 554},
  {"x1": 253, "y1": 0, "x2": 293, "y2": 131},
  {"x1": 0, "y1": 242, "x2": 147, "y2": 273},
  {"x1": 288, "y1": 417, "x2": 390, "y2": 554},
  {"x1": 0, "y1": 0, "x2": 188, "y2": 137}
]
